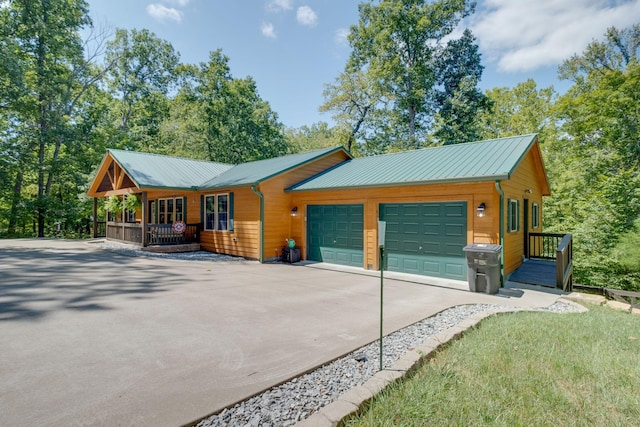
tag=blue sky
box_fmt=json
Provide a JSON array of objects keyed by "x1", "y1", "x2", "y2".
[{"x1": 86, "y1": 0, "x2": 640, "y2": 129}]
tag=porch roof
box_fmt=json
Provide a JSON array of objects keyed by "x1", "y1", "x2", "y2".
[
  {"x1": 287, "y1": 134, "x2": 549, "y2": 193},
  {"x1": 107, "y1": 149, "x2": 233, "y2": 190}
]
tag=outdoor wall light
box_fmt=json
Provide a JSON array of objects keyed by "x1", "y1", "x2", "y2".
[
  {"x1": 476, "y1": 202, "x2": 486, "y2": 217},
  {"x1": 291, "y1": 206, "x2": 298, "y2": 217}
]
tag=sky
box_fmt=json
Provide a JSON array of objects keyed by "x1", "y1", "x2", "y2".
[{"x1": 85, "y1": 0, "x2": 640, "y2": 129}]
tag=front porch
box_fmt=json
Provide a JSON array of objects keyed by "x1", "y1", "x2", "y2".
[
  {"x1": 509, "y1": 232, "x2": 573, "y2": 291},
  {"x1": 95, "y1": 221, "x2": 202, "y2": 252}
]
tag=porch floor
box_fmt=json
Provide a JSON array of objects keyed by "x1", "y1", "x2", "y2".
[{"x1": 508, "y1": 259, "x2": 556, "y2": 288}]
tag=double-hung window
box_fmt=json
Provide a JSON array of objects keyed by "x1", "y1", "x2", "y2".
[
  {"x1": 508, "y1": 199, "x2": 520, "y2": 233},
  {"x1": 205, "y1": 194, "x2": 230, "y2": 231}
]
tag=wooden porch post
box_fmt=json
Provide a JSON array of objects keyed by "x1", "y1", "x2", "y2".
[
  {"x1": 142, "y1": 192, "x2": 148, "y2": 246},
  {"x1": 92, "y1": 197, "x2": 98, "y2": 238}
]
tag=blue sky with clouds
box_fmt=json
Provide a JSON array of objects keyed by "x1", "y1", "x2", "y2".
[{"x1": 86, "y1": 0, "x2": 640, "y2": 128}]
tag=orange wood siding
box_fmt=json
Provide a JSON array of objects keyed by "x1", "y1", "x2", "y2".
[
  {"x1": 290, "y1": 181, "x2": 498, "y2": 270},
  {"x1": 198, "y1": 187, "x2": 260, "y2": 259},
  {"x1": 258, "y1": 150, "x2": 350, "y2": 261},
  {"x1": 500, "y1": 147, "x2": 546, "y2": 275}
]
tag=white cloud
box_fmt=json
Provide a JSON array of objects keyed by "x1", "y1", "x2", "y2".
[
  {"x1": 267, "y1": 0, "x2": 293, "y2": 12},
  {"x1": 470, "y1": 0, "x2": 640, "y2": 72},
  {"x1": 261, "y1": 22, "x2": 277, "y2": 38},
  {"x1": 296, "y1": 5, "x2": 318, "y2": 27},
  {"x1": 163, "y1": 0, "x2": 190, "y2": 6},
  {"x1": 334, "y1": 28, "x2": 350, "y2": 46},
  {"x1": 146, "y1": 3, "x2": 184, "y2": 23}
]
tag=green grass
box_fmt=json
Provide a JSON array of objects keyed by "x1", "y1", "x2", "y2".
[{"x1": 344, "y1": 305, "x2": 640, "y2": 427}]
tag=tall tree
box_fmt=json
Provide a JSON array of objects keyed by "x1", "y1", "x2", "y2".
[
  {"x1": 0, "y1": 0, "x2": 94, "y2": 237},
  {"x1": 432, "y1": 28, "x2": 491, "y2": 144},
  {"x1": 347, "y1": 0, "x2": 476, "y2": 147},
  {"x1": 104, "y1": 28, "x2": 179, "y2": 151}
]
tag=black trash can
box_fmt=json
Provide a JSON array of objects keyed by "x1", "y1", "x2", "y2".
[{"x1": 463, "y1": 244, "x2": 502, "y2": 294}]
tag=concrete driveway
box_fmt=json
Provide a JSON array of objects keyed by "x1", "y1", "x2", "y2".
[{"x1": 0, "y1": 239, "x2": 562, "y2": 426}]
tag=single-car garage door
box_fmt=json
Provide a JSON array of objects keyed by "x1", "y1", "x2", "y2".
[
  {"x1": 307, "y1": 204, "x2": 364, "y2": 267},
  {"x1": 380, "y1": 202, "x2": 467, "y2": 280}
]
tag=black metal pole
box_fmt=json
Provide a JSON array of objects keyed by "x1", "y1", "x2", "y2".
[{"x1": 379, "y1": 246, "x2": 384, "y2": 371}]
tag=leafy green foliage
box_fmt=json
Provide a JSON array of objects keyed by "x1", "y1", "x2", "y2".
[{"x1": 333, "y1": 0, "x2": 482, "y2": 151}]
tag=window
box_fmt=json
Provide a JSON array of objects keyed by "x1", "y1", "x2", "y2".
[
  {"x1": 508, "y1": 199, "x2": 520, "y2": 232},
  {"x1": 155, "y1": 198, "x2": 184, "y2": 224},
  {"x1": 532, "y1": 203, "x2": 540, "y2": 229},
  {"x1": 205, "y1": 193, "x2": 230, "y2": 231}
]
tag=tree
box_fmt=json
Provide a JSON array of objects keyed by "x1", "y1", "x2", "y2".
[
  {"x1": 476, "y1": 79, "x2": 558, "y2": 142},
  {"x1": 320, "y1": 69, "x2": 385, "y2": 153},
  {"x1": 546, "y1": 25, "x2": 640, "y2": 288},
  {"x1": 104, "y1": 28, "x2": 179, "y2": 151},
  {"x1": 285, "y1": 122, "x2": 343, "y2": 153},
  {"x1": 346, "y1": 0, "x2": 477, "y2": 147},
  {"x1": 165, "y1": 50, "x2": 289, "y2": 164},
  {"x1": 0, "y1": 0, "x2": 95, "y2": 237},
  {"x1": 432, "y1": 29, "x2": 491, "y2": 144}
]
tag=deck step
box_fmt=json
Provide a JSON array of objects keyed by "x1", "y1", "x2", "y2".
[{"x1": 141, "y1": 243, "x2": 201, "y2": 253}]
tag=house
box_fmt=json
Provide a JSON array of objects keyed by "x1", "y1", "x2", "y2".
[{"x1": 87, "y1": 133, "x2": 552, "y2": 282}]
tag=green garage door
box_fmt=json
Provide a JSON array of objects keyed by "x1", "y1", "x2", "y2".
[
  {"x1": 380, "y1": 202, "x2": 467, "y2": 280},
  {"x1": 307, "y1": 204, "x2": 364, "y2": 267}
]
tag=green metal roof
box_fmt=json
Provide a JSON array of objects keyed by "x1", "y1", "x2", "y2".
[
  {"x1": 199, "y1": 146, "x2": 350, "y2": 189},
  {"x1": 108, "y1": 149, "x2": 233, "y2": 190},
  {"x1": 288, "y1": 134, "x2": 541, "y2": 192}
]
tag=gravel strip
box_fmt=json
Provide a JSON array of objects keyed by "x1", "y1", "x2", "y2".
[
  {"x1": 197, "y1": 301, "x2": 583, "y2": 427},
  {"x1": 96, "y1": 241, "x2": 253, "y2": 262}
]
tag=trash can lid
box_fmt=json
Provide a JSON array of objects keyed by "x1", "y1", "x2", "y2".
[{"x1": 463, "y1": 243, "x2": 502, "y2": 253}]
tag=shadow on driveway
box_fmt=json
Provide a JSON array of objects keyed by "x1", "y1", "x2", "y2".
[{"x1": 0, "y1": 246, "x2": 176, "y2": 321}]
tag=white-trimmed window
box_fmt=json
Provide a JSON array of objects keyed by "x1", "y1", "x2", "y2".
[
  {"x1": 205, "y1": 194, "x2": 230, "y2": 231},
  {"x1": 508, "y1": 199, "x2": 520, "y2": 232},
  {"x1": 532, "y1": 203, "x2": 540, "y2": 229},
  {"x1": 155, "y1": 197, "x2": 183, "y2": 224}
]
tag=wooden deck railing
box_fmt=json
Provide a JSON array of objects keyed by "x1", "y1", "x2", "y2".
[
  {"x1": 556, "y1": 234, "x2": 573, "y2": 292},
  {"x1": 106, "y1": 222, "x2": 143, "y2": 245},
  {"x1": 147, "y1": 223, "x2": 201, "y2": 246},
  {"x1": 528, "y1": 232, "x2": 573, "y2": 291}
]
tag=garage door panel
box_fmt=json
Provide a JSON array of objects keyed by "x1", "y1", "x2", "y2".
[
  {"x1": 445, "y1": 203, "x2": 465, "y2": 217},
  {"x1": 380, "y1": 202, "x2": 467, "y2": 280},
  {"x1": 307, "y1": 204, "x2": 364, "y2": 268}
]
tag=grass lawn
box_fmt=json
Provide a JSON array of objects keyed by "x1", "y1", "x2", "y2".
[{"x1": 344, "y1": 304, "x2": 640, "y2": 426}]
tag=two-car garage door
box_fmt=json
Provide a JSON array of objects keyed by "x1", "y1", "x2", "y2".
[{"x1": 306, "y1": 202, "x2": 467, "y2": 280}]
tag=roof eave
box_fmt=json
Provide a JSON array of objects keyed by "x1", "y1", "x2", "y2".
[{"x1": 286, "y1": 174, "x2": 509, "y2": 193}]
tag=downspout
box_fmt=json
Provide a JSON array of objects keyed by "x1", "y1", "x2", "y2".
[
  {"x1": 495, "y1": 181, "x2": 505, "y2": 285},
  {"x1": 251, "y1": 185, "x2": 264, "y2": 263}
]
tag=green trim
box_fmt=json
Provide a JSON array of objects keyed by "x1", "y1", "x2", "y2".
[
  {"x1": 495, "y1": 181, "x2": 505, "y2": 286},
  {"x1": 251, "y1": 186, "x2": 264, "y2": 263},
  {"x1": 229, "y1": 192, "x2": 234, "y2": 231},
  {"x1": 200, "y1": 195, "x2": 204, "y2": 225}
]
